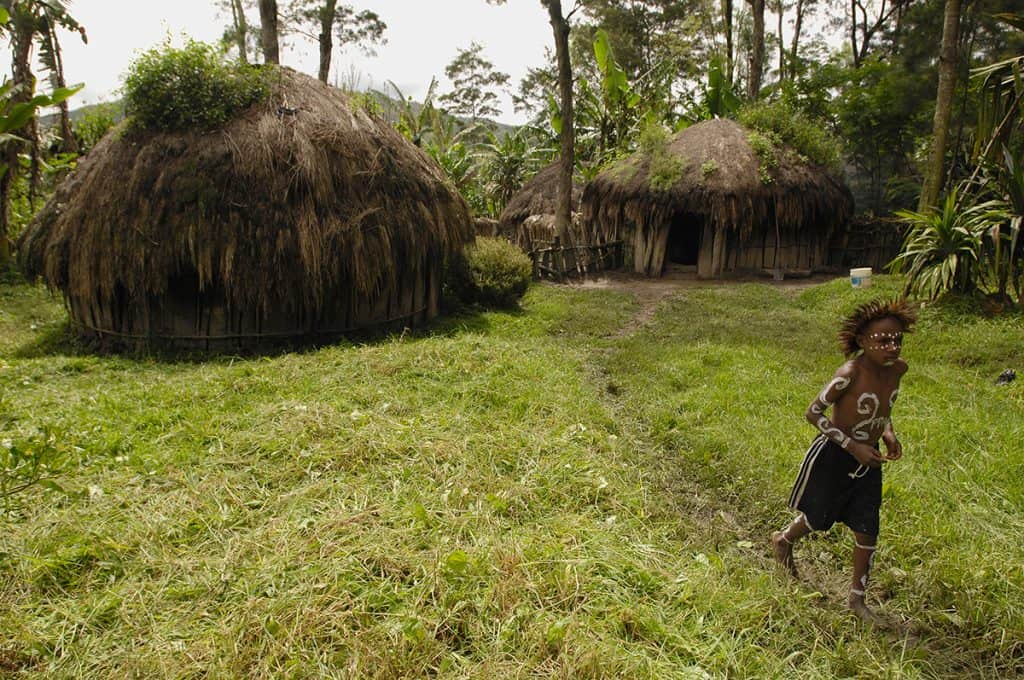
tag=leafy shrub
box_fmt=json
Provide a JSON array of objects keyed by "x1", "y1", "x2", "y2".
[
  {"x1": 449, "y1": 237, "x2": 532, "y2": 308},
  {"x1": 747, "y1": 130, "x2": 779, "y2": 184},
  {"x1": 72, "y1": 102, "x2": 123, "y2": 153},
  {"x1": 640, "y1": 122, "x2": 684, "y2": 192},
  {"x1": 738, "y1": 99, "x2": 841, "y2": 168},
  {"x1": 123, "y1": 40, "x2": 270, "y2": 131}
]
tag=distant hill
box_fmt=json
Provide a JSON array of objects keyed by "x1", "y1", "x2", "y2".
[{"x1": 39, "y1": 100, "x2": 125, "y2": 128}]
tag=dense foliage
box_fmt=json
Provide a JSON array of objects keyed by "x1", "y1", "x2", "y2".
[
  {"x1": 737, "y1": 99, "x2": 840, "y2": 168},
  {"x1": 123, "y1": 40, "x2": 270, "y2": 131},
  {"x1": 449, "y1": 236, "x2": 533, "y2": 308}
]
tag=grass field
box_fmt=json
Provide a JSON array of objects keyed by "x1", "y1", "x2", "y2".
[{"x1": 1, "y1": 274, "x2": 1022, "y2": 678}]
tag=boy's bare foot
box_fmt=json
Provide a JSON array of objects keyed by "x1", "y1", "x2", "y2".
[
  {"x1": 847, "y1": 594, "x2": 887, "y2": 628},
  {"x1": 772, "y1": 531, "x2": 797, "y2": 577}
]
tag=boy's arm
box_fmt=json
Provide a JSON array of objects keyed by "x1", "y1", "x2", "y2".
[
  {"x1": 805, "y1": 364, "x2": 855, "y2": 448},
  {"x1": 882, "y1": 422, "x2": 902, "y2": 460},
  {"x1": 805, "y1": 364, "x2": 885, "y2": 468},
  {"x1": 883, "y1": 360, "x2": 909, "y2": 460}
]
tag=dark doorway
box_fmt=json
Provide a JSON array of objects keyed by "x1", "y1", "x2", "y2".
[{"x1": 665, "y1": 213, "x2": 700, "y2": 268}]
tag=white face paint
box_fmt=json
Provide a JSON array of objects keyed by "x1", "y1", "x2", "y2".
[{"x1": 863, "y1": 331, "x2": 903, "y2": 352}]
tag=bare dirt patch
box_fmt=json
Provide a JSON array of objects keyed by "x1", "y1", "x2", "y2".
[{"x1": 566, "y1": 265, "x2": 840, "y2": 337}]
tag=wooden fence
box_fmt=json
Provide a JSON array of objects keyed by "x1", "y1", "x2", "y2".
[
  {"x1": 827, "y1": 218, "x2": 908, "y2": 273},
  {"x1": 530, "y1": 241, "x2": 624, "y2": 281}
]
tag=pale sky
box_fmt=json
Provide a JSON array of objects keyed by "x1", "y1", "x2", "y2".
[{"x1": 5, "y1": 1, "x2": 554, "y2": 125}]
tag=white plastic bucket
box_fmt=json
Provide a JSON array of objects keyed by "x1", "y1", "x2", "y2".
[{"x1": 850, "y1": 267, "x2": 872, "y2": 289}]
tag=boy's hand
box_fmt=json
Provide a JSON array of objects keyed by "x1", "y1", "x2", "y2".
[
  {"x1": 847, "y1": 441, "x2": 884, "y2": 468},
  {"x1": 884, "y1": 437, "x2": 903, "y2": 460}
]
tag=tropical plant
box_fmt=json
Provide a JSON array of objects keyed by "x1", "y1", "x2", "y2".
[
  {"x1": 0, "y1": 77, "x2": 80, "y2": 259},
  {"x1": 389, "y1": 78, "x2": 438, "y2": 146},
  {"x1": 0, "y1": 1, "x2": 84, "y2": 261},
  {"x1": 889, "y1": 188, "x2": 1009, "y2": 300},
  {"x1": 699, "y1": 55, "x2": 742, "y2": 120},
  {"x1": 475, "y1": 126, "x2": 550, "y2": 217}
]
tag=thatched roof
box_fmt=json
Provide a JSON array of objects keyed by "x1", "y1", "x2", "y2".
[
  {"x1": 583, "y1": 118, "x2": 852, "y2": 239},
  {"x1": 19, "y1": 67, "x2": 472, "y2": 320},
  {"x1": 498, "y1": 161, "x2": 583, "y2": 232}
]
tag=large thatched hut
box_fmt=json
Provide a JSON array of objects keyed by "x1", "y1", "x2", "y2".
[
  {"x1": 498, "y1": 162, "x2": 584, "y2": 251},
  {"x1": 19, "y1": 68, "x2": 472, "y2": 349},
  {"x1": 582, "y1": 118, "x2": 852, "y2": 278}
]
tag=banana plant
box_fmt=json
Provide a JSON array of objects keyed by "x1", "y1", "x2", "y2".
[
  {"x1": 388, "y1": 77, "x2": 438, "y2": 147},
  {"x1": 701, "y1": 55, "x2": 742, "y2": 120}
]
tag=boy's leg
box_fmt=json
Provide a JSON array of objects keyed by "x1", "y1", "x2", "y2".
[
  {"x1": 772, "y1": 513, "x2": 813, "y2": 577},
  {"x1": 848, "y1": 532, "x2": 881, "y2": 623}
]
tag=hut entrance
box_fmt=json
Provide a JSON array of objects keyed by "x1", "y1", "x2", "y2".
[{"x1": 664, "y1": 213, "x2": 700, "y2": 271}]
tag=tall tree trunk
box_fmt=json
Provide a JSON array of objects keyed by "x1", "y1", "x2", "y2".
[
  {"x1": 544, "y1": 0, "x2": 573, "y2": 244},
  {"x1": 259, "y1": 0, "x2": 279, "y2": 65},
  {"x1": 723, "y1": 0, "x2": 734, "y2": 82},
  {"x1": 918, "y1": 0, "x2": 961, "y2": 211},
  {"x1": 231, "y1": 0, "x2": 250, "y2": 63},
  {"x1": 850, "y1": 0, "x2": 860, "y2": 67},
  {"x1": 317, "y1": 0, "x2": 338, "y2": 83},
  {"x1": 777, "y1": 1, "x2": 785, "y2": 82},
  {"x1": 747, "y1": 0, "x2": 765, "y2": 99},
  {"x1": 790, "y1": 0, "x2": 805, "y2": 79}
]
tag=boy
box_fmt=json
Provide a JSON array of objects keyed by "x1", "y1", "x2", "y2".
[{"x1": 772, "y1": 298, "x2": 917, "y2": 623}]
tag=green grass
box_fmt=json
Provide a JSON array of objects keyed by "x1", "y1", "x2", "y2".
[{"x1": 1, "y1": 275, "x2": 1022, "y2": 677}]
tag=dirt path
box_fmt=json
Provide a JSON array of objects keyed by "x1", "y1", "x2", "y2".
[{"x1": 569, "y1": 266, "x2": 839, "y2": 337}]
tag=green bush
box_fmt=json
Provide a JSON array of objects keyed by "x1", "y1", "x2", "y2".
[
  {"x1": 737, "y1": 99, "x2": 840, "y2": 168},
  {"x1": 639, "y1": 122, "x2": 684, "y2": 192},
  {"x1": 72, "y1": 102, "x2": 123, "y2": 153},
  {"x1": 450, "y1": 237, "x2": 532, "y2": 308},
  {"x1": 123, "y1": 40, "x2": 270, "y2": 131}
]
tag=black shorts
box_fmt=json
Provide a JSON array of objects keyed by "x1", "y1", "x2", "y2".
[{"x1": 788, "y1": 434, "x2": 881, "y2": 536}]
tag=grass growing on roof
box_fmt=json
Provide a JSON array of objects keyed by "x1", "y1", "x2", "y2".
[{"x1": 1, "y1": 275, "x2": 1022, "y2": 677}]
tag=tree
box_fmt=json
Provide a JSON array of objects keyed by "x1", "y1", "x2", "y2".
[
  {"x1": 847, "y1": 0, "x2": 914, "y2": 67},
  {"x1": 787, "y1": 0, "x2": 816, "y2": 79},
  {"x1": 487, "y1": 0, "x2": 577, "y2": 242},
  {"x1": 215, "y1": 0, "x2": 257, "y2": 63},
  {"x1": 746, "y1": 0, "x2": 765, "y2": 98},
  {"x1": 918, "y1": 0, "x2": 961, "y2": 210},
  {"x1": 439, "y1": 42, "x2": 510, "y2": 123},
  {"x1": 284, "y1": 1, "x2": 386, "y2": 84},
  {"x1": 724, "y1": 0, "x2": 734, "y2": 80},
  {"x1": 0, "y1": 1, "x2": 83, "y2": 262},
  {"x1": 543, "y1": 0, "x2": 575, "y2": 244},
  {"x1": 258, "y1": 0, "x2": 279, "y2": 64}
]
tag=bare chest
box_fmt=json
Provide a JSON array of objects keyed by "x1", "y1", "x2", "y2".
[{"x1": 834, "y1": 378, "x2": 900, "y2": 441}]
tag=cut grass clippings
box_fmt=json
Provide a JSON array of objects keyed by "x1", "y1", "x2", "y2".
[{"x1": 1, "y1": 275, "x2": 1022, "y2": 677}]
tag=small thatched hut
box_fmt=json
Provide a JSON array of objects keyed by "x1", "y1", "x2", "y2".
[
  {"x1": 498, "y1": 162, "x2": 584, "y2": 251},
  {"x1": 19, "y1": 68, "x2": 473, "y2": 349},
  {"x1": 582, "y1": 118, "x2": 852, "y2": 278}
]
